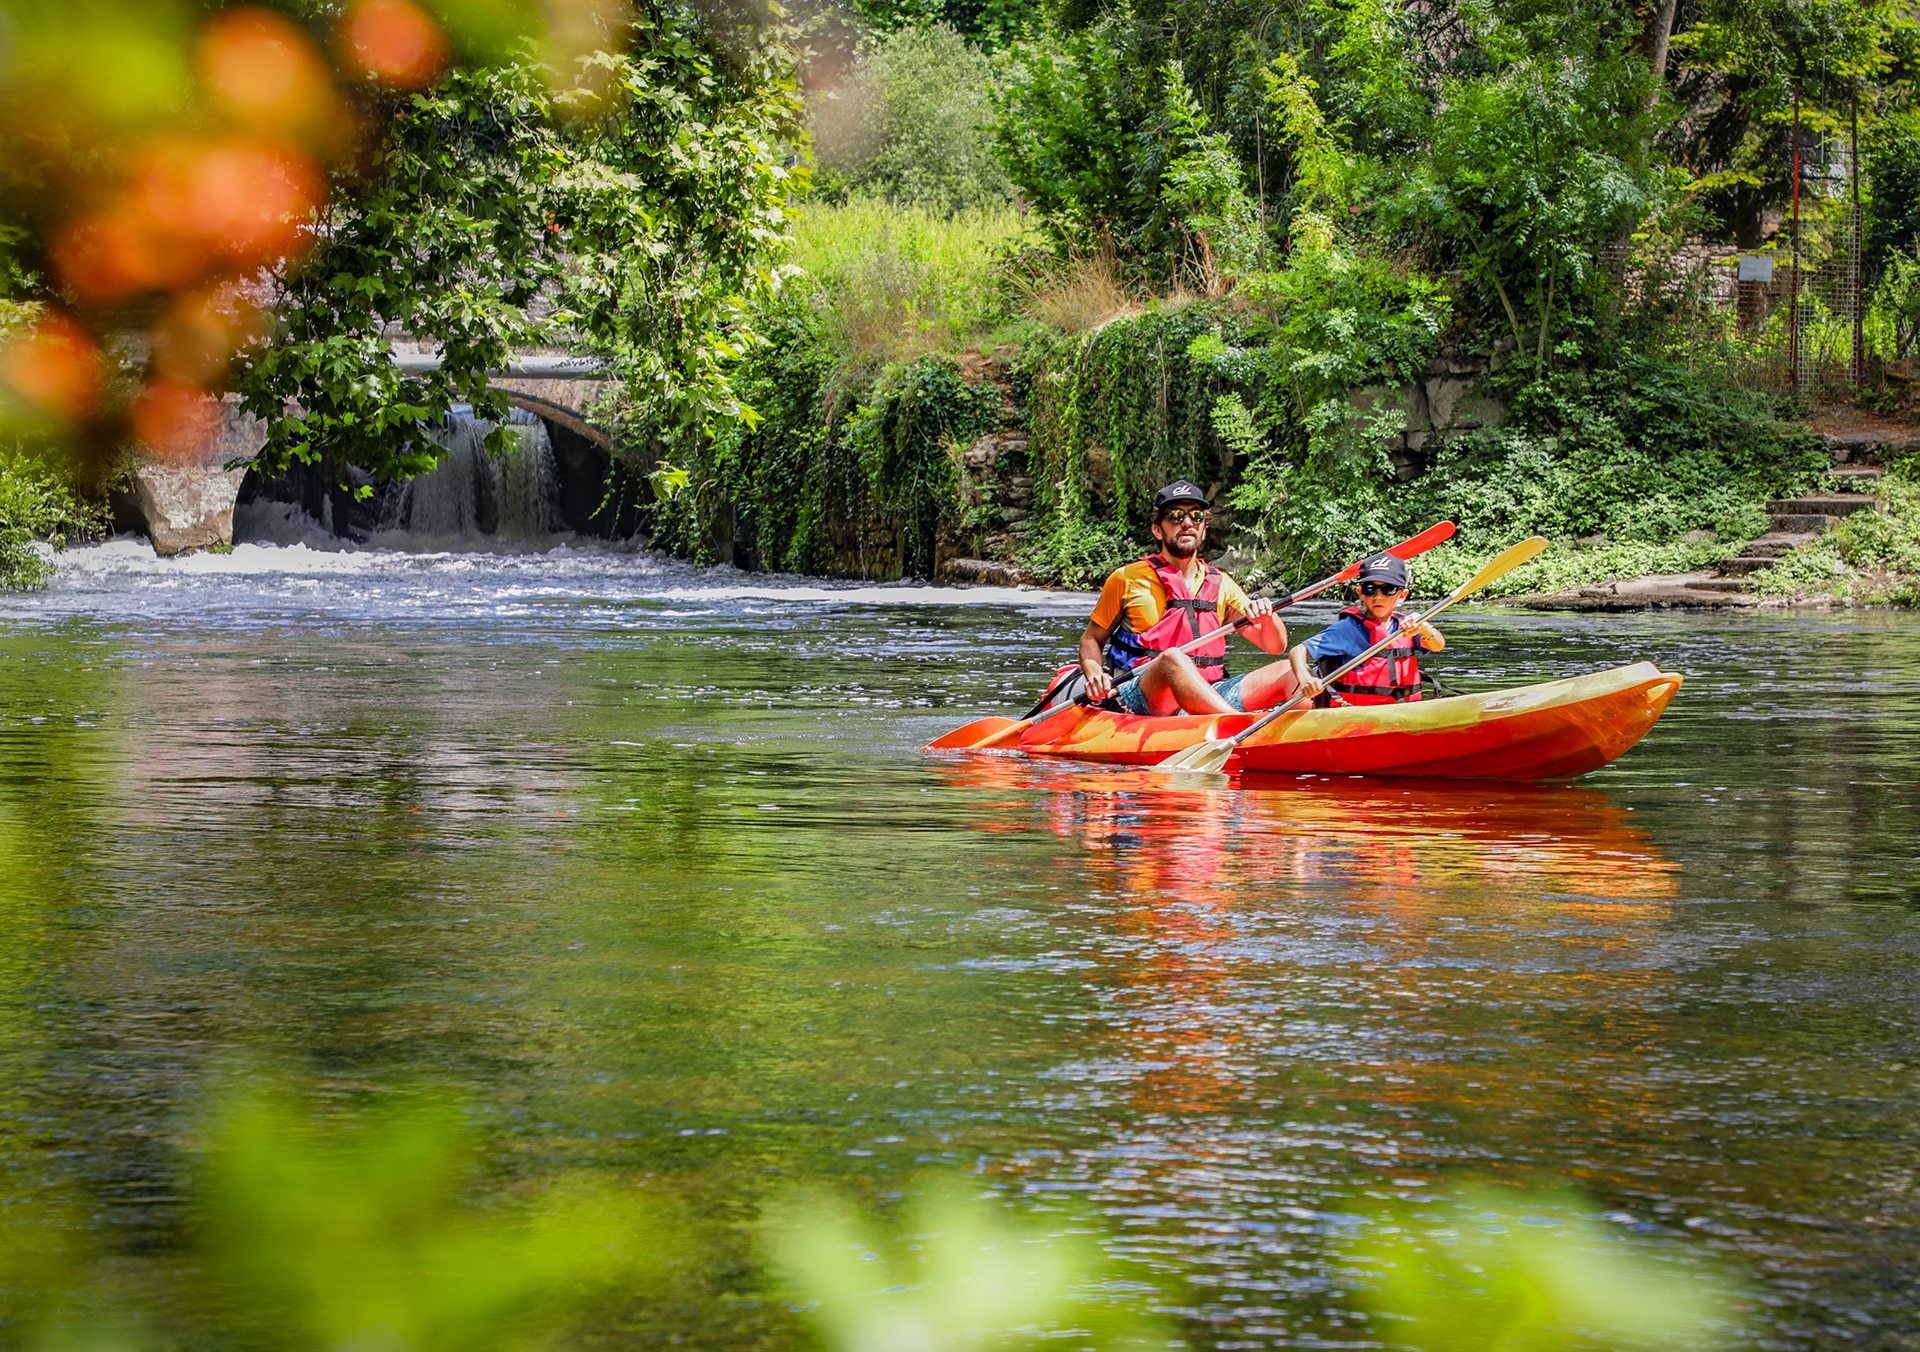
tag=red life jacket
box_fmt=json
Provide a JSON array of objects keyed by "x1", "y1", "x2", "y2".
[
  {"x1": 1104, "y1": 554, "x2": 1231, "y2": 678},
  {"x1": 1324, "y1": 605, "x2": 1422, "y2": 705}
]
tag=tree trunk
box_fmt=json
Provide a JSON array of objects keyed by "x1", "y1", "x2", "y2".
[{"x1": 1645, "y1": 0, "x2": 1681, "y2": 105}]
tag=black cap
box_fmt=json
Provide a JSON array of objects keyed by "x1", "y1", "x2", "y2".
[
  {"x1": 1152, "y1": 480, "x2": 1211, "y2": 514},
  {"x1": 1355, "y1": 552, "x2": 1410, "y2": 588}
]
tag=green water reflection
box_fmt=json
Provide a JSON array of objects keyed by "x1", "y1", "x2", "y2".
[{"x1": 1, "y1": 595, "x2": 1918, "y2": 1348}]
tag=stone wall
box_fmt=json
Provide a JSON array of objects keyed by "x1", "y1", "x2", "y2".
[{"x1": 1352, "y1": 356, "x2": 1505, "y2": 481}]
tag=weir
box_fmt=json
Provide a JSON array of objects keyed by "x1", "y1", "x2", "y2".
[{"x1": 232, "y1": 401, "x2": 632, "y2": 548}]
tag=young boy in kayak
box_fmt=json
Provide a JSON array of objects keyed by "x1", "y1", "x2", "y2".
[
  {"x1": 1287, "y1": 552, "x2": 1444, "y2": 705},
  {"x1": 1077, "y1": 481, "x2": 1315, "y2": 716}
]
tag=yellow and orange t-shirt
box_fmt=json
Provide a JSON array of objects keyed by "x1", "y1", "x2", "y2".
[{"x1": 1090, "y1": 558, "x2": 1254, "y2": 636}]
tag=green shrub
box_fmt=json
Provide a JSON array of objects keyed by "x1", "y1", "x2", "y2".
[
  {"x1": 641, "y1": 302, "x2": 996, "y2": 579},
  {"x1": 845, "y1": 354, "x2": 1000, "y2": 577},
  {"x1": 1017, "y1": 514, "x2": 1135, "y2": 589},
  {"x1": 0, "y1": 446, "x2": 105, "y2": 590},
  {"x1": 1021, "y1": 305, "x2": 1247, "y2": 509},
  {"x1": 811, "y1": 23, "x2": 1012, "y2": 214},
  {"x1": 1397, "y1": 360, "x2": 1822, "y2": 570}
]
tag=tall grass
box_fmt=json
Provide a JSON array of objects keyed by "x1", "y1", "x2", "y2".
[{"x1": 785, "y1": 198, "x2": 1028, "y2": 359}]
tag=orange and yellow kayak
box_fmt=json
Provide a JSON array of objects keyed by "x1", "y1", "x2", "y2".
[{"x1": 927, "y1": 662, "x2": 1683, "y2": 780}]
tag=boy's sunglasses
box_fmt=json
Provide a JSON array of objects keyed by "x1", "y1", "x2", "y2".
[
  {"x1": 1159, "y1": 508, "x2": 1211, "y2": 526},
  {"x1": 1358, "y1": 581, "x2": 1404, "y2": 596}
]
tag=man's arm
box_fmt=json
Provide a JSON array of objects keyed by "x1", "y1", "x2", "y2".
[
  {"x1": 1221, "y1": 579, "x2": 1288, "y2": 654},
  {"x1": 1233, "y1": 596, "x2": 1289, "y2": 655},
  {"x1": 1079, "y1": 620, "x2": 1116, "y2": 701}
]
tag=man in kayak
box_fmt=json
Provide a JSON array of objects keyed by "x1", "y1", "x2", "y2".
[
  {"x1": 1287, "y1": 551, "x2": 1445, "y2": 705},
  {"x1": 1077, "y1": 481, "x2": 1316, "y2": 716}
]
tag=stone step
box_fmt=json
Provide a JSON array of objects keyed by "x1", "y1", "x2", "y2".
[
  {"x1": 1719, "y1": 556, "x2": 1782, "y2": 576},
  {"x1": 1687, "y1": 576, "x2": 1755, "y2": 594},
  {"x1": 1766, "y1": 494, "x2": 1878, "y2": 516},
  {"x1": 1769, "y1": 512, "x2": 1842, "y2": 535},
  {"x1": 1831, "y1": 465, "x2": 1884, "y2": 482},
  {"x1": 1741, "y1": 531, "x2": 1822, "y2": 559}
]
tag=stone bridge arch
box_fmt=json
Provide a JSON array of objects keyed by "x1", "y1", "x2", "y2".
[{"x1": 125, "y1": 355, "x2": 626, "y2": 554}]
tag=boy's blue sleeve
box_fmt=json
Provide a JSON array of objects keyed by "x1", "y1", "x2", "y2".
[{"x1": 1304, "y1": 617, "x2": 1363, "y2": 664}]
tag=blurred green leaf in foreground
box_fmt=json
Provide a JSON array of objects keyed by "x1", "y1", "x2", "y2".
[
  {"x1": 1347, "y1": 1185, "x2": 1746, "y2": 1352},
  {"x1": 0, "y1": 1076, "x2": 663, "y2": 1352},
  {"x1": 766, "y1": 1179, "x2": 1179, "y2": 1352},
  {"x1": 0, "y1": 1074, "x2": 1753, "y2": 1351}
]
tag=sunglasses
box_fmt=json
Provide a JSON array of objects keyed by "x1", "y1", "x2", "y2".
[
  {"x1": 1160, "y1": 508, "x2": 1211, "y2": 526},
  {"x1": 1358, "y1": 581, "x2": 1405, "y2": 596}
]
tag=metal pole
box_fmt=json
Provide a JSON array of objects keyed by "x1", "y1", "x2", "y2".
[
  {"x1": 1853, "y1": 93, "x2": 1865, "y2": 389},
  {"x1": 1790, "y1": 82, "x2": 1802, "y2": 397}
]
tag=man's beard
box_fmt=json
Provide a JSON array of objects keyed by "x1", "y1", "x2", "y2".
[{"x1": 1159, "y1": 534, "x2": 1200, "y2": 560}]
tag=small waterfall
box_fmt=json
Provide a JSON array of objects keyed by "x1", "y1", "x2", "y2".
[
  {"x1": 494, "y1": 417, "x2": 560, "y2": 538},
  {"x1": 404, "y1": 407, "x2": 561, "y2": 542}
]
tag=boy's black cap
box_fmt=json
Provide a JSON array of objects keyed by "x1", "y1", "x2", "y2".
[
  {"x1": 1356, "y1": 552, "x2": 1410, "y2": 588},
  {"x1": 1153, "y1": 480, "x2": 1211, "y2": 514}
]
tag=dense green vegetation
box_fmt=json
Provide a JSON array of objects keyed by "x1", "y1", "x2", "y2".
[
  {"x1": 0, "y1": 0, "x2": 803, "y2": 491},
  {"x1": 0, "y1": 447, "x2": 104, "y2": 589},
  {"x1": 0, "y1": 1069, "x2": 1740, "y2": 1351},
  {"x1": 635, "y1": 0, "x2": 1912, "y2": 596},
  {"x1": 1, "y1": 0, "x2": 1918, "y2": 602}
]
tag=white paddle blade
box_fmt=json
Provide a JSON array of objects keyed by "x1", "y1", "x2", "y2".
[{"x1": 1155, "y1": 735, "x2": 1237, "y2": 774}]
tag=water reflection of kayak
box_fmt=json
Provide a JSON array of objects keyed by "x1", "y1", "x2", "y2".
[{"x1": 932, "y1": 662, "x2": 1683, "y2": 781}]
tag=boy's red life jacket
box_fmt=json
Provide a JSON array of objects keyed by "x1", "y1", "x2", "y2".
[
  {"x1": 1324, "y1": 605, "x2": 1422, "y2": 705},
  {"x1": 1104, "y1": 554, "x2": 1231, "y2": 679}
]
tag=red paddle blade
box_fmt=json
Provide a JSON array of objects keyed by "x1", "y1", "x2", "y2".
[
  {"x1": 1390, "y1": 518, "x2": 1457, "y2": 559},
  {"x1": 924, "y1": 717, "x2": 1024, "y2": 750},
  {"x1": 1293, "y1": 521, "x2": 1459, "y2": 600},
  {"x1": 1325, "y1": 519, "x2": 1458, "y2": 586}
]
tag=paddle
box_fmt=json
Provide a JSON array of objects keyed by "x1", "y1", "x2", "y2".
[
  {"x1": 925, "y1": 520, "x2": 1458, "y2": 752},
  {"x1": 1151, "y1": 534, "x2": 1550, "y2": 775}
]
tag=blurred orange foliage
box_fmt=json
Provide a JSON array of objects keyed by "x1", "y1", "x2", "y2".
[
  {"x1": 0, "y1": 3, "x2": 361, "y2": 448},
  {"x1": 132, "y1": 379, "x2": 225, "y2": 461},
  {"x1": 0, "y1": 315, "x2": 106, "y2": 424},
  {"x1": 197, "y1": 8, "x2": 355, "y2": 153},
  {"x1": 340, "y1": 0, "x2": 450, "y2": 91}
]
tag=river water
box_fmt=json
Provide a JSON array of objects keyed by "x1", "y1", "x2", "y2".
[{"x1": 2, "y1": 541, "x2": 1918, "y2": 1348}]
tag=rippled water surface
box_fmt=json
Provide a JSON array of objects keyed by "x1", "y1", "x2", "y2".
[{"x1": 3, "y1": 541, "x2": 1919, "y2": 1348}]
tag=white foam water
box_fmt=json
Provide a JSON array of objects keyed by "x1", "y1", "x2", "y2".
[{"x1": 10, "y1": 536, "x2": 1092, "y2": 629}]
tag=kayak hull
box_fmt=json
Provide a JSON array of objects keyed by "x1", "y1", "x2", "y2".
[{"x1": 934, "y1": 663, "x2": 1683, "y2": 781}]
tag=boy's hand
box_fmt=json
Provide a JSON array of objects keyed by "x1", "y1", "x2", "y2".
[
  {"x1": 1410, "y1": 619, "x2": 1444, "y2": 649},
  {"x1": 1297, "y1": 673, "x2": 1326, "y2": 700}
]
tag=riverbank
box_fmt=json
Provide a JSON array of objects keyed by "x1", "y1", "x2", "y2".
[{"x1": 1506, "y1": 413, "x2": 1920, "y2": 610}]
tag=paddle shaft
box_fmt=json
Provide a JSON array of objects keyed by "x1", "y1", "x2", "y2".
[
  {"x1": 1153, "y1": 535, "x2": 1548, "y2": 773},
  {"x1": 1177, "y1": 518, "x2": 1460, "y2": 652}
]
